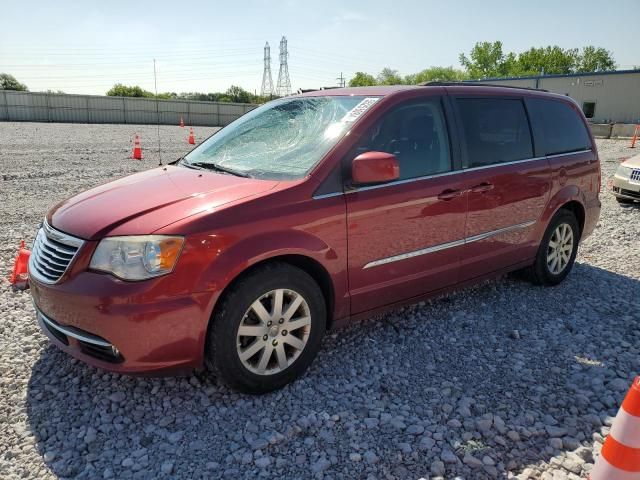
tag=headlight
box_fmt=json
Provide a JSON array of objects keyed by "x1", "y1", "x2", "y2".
[
  {"x1": 616, "y1": 165, "x2": 632, "y2": 178},
  {"x1": 90, "y1": 235, "x2": 184, "y2": 280}
]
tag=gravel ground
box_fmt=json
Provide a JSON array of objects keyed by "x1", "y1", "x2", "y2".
[{"x1": 1, "y1": 122, "x2": 639, "y2": 480}]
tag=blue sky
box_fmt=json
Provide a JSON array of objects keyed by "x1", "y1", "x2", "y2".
[{"x1": 0, "y1": 0, "x2": 636, "y2": 95}]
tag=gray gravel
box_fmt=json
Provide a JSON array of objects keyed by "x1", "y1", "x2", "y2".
[{"x1": 1, "y1": 122, "x2": 639, "y2": 480}]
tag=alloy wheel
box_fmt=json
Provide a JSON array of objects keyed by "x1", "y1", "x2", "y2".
[
  {"x1": 236, "y1": 289, "x2": 311, "y2": 375},
  {"x1": 547, "y1": 223, "x2": 574, "y2": 275}
]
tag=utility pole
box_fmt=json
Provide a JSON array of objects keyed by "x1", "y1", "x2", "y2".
[
  {"x1": 153, "y1": 59, "x2": 162, "y2": 166},
  {"x1": 337, "y1": 72, "x2": 346, "y2": 88}
]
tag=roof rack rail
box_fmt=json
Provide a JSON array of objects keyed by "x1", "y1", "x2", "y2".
[{"x1": 421, "y1": 81, "x2": 548, "y2": 92}]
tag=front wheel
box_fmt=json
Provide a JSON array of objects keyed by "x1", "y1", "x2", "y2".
[
  {"x1": 206, "y1": 263, "x2": 326, "y2": 394},
  {"x1": 527, "y1": 210, "x2": 580, "y2": 286}
]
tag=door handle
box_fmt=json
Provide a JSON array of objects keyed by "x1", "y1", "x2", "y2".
[
  {"x1": 437, "y1": 188, "x2": 463, "y2": 201},
  {"x1": 470, "y1": 182, "x2": 494, "y2": 193}
]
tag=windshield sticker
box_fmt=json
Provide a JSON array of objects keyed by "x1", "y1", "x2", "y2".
[{"x1": 341, "y1": 97, "x2": 380, "y2": 123}]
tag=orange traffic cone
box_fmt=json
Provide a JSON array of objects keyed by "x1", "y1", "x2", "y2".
[
  {"x1": 9, "y1": 240, "x2": 31, "y2": 289},
  {"x1": 179, "y1": 117, "x2": 184, "y2": 128},
  {"x1": 630, "y1": 125, "x2": 639, "y2": 149},
  {"x1": 589, "y1": 376, "x2": 640, "y2": 479},
  {"x1": 188, "y1": 127, "x2": 195, "y2": 145},
  {"x1": 131, "y1": 134, "x2": 143, "y2": 160}
]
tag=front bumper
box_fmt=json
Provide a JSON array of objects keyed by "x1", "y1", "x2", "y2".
[
  {"x1": 612, "y1": 172, "x2": 640, "y2": 201},
  {"x1": 36, "y1": 305, "x2": 124, "y2": 363},
  {"x1": 30, "y1": 272, "x2": 214, "y2": 375}
]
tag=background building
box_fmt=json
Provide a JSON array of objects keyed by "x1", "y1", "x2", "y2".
[{"x1": 473, "y1": 69, "x2": 640, "y2": 124}]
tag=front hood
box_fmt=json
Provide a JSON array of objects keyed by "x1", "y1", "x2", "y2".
[
  {"x1": 622, "y1": 154, "x2": 640, "y2": 168},
  {"x1": 49, "y1": 166, "x2": 278, "y2": 239}
]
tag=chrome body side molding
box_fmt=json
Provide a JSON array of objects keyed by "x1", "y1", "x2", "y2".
[{"x1": 363, "y1": 220, "x2": 536, "y2": 269}]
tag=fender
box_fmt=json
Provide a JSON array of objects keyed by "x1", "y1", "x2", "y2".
[
  {"x1": 193, "y1": 228, "x2": 347, "y2": 328},
  {"x1": 535, "y1": 184, "x2": 586, "y2": 242}
]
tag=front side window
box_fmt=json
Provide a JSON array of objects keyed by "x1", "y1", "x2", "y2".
[
  {"x1": 351, "y1": 99, "x2": 452, "y2": 181},
  {"x1": 184, "y1": 96, "x2": 378, "y2": 180},
  {"x1": 456, "y1": 98, "x2": 533, "y2": 168}
]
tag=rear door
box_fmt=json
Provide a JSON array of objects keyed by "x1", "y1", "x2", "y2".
[
  {"x1": 451, "y1": 95, "x2": 551, "y2": 280},
  {"x1": 345, "y1": 95, "x2": 467, "y2": 314}
]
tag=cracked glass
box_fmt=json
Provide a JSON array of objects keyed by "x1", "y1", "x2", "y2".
[{"x1": 184, "y1": 96, "x2": 379, "y2": 180}]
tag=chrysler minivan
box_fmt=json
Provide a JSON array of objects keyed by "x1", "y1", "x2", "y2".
[{"x1": 29, "y1": 84, "x2": 601, "y2": 393}]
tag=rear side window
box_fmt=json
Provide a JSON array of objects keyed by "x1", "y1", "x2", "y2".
[
  {"x1": 456, "y1": 98, "x2": 533, "y2": 168},
  {"x1": 527, "y1": 98, "x2": 592, "y2": 155}
]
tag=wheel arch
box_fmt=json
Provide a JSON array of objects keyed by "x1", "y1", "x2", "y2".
[
  {"x1": 539, "y1": 185, "x2": 587, "y2": 240},
  {"x1": 558, "y1": 200, "x2": 585, "y2": 237},
  {"x1": 207, "y1": 253, "x2": 337, "y2": 335}
]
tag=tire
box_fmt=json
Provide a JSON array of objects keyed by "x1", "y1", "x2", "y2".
[
  {"x1": 206, "y1": 262, "x2": 326, "y2": 394},
  {"x1": 527, "y1": 210, "x2": 580, "y2": 286},
  {"x1": 616, "y1": 196, "x2": 635, "y2": 204}
]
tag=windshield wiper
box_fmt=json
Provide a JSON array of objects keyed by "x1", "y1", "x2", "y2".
[
  {"x1": 176, "y1": 157, "x2": 203, "y2": 169},
  {"x1": 188, "y1": 161, "x2": 252, "y2": 178}
]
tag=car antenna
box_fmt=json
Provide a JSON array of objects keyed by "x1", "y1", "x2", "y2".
[{"x1": 153, "y1": 59, "x2": 162, "y2": 166}]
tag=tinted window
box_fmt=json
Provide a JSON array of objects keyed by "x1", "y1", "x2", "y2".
[
  {"x1": 457, "y1": 98, "x2": 533, "y2": 168},
  {"x1": 582, "y1": 102, "x2": 595, "y2": 119},
  {"x1": 352, "y1": 99, "x2": 451, "y2": 181},
  {"x1": 529, "y1": 98, "x2": 592, "y2": 155}
]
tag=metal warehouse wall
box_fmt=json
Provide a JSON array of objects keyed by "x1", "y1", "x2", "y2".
[
  {"x1": 475, "y1": 71, "x2": 640, "y2": 124},
  {"x1": 0, "y1": 91, "x2": 258, "y2": 126}
]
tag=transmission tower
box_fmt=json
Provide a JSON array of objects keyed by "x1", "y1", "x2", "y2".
[
  {"x1": 276, "y1": 36, "x2": 292, "y2": 96},
  {"x1": 260, "y1": 42, "x2": 274, "y2": 97}
]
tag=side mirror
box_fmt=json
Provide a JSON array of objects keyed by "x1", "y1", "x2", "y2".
[{"x1": 352, "y1": 151, "x2": 400, "y2": 185}]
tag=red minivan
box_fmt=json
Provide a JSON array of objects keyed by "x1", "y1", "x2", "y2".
[{"x1": 29, "y1": 84, "x2": 601, "y2": 393}]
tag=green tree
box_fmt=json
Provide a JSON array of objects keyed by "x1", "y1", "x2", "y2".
[
  {"x1": 156, "y1": 91, "x2": 177, "y2": 100},
  {"x1": 514, "y1": 46, "x2": 578, "y2": 76},
  {"x1": 575, "y1": 46, "x2": 616, "y2": 72},
  {"x1": 225, "y1": 85, "x2": 252, "y2": 103},
  {"x1": 405, "y1": 66, "x2": 468, "y2": 84},
  {"x1": 376, "y1": 67, "x2": 402, "y2": 85},
  {"x1": 175, "y1": 90, "x2": 265, "y2": 104},
  {"x1": 106, "y1": 83, "x2": 154, "y2": 97},
  {"x1": 0, "y1": 73, "x2": 28, "y2": 91},
  {"x1": 460, "y1": 42, "x2": 617, "y2": 78},
  {"x1": 348, "y1": 71, "x2": 378, "y2": 87},
  {"x1": 459, "y1": 41, "x2": 514, "y2": 79}
]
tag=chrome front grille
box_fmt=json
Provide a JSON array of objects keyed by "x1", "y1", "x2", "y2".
[
  {"x1": 631, "y1": 169, "x2": 640, "y2": 182},
  {"x1": 29, "y1": 221, "x2": 84, "y2": 284}
]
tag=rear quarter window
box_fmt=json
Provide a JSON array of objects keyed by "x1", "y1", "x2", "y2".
[{"x1": 527, "y1": 98, "x2": 592, "y2": 156}]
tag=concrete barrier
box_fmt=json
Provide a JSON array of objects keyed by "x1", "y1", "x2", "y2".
[
  {"x1": 590, "y1": 123, "x2": 613, "y2": 138},
  {"x1": 611, "y1": 123, "x2": 639, "y2": 139}
]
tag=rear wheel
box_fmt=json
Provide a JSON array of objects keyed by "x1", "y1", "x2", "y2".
[
  {"x1": 206, "y1": 263, "x2": 326, "y2": 394},
  {"x1": 527, "y1": 210, "x2": 580, "y2": 286}
]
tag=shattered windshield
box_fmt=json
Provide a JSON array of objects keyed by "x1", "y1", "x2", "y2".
[{"x1": 183, "y1": 96, "x2": 379, "y2": 180}]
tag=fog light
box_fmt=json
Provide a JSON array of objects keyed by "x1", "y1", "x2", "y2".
[{"x1": 111, "y1": 346, "x2": 120, "y2": 357}]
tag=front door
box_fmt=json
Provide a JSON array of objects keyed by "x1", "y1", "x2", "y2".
[
  {"x1": 452, "y1": 96, "x2": 551, "y2": 280},
  {"x1": 345, "y1": 97, "x2": 467, "y2": 314}
]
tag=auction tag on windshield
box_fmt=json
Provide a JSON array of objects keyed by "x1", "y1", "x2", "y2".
[{"x1": 341, "y1": 97, "x2": 380, "y2": 123}]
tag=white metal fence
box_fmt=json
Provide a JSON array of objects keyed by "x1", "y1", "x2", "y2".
[{"x1": 0, "y1": 91, "x2": 258, "y2": 126}]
